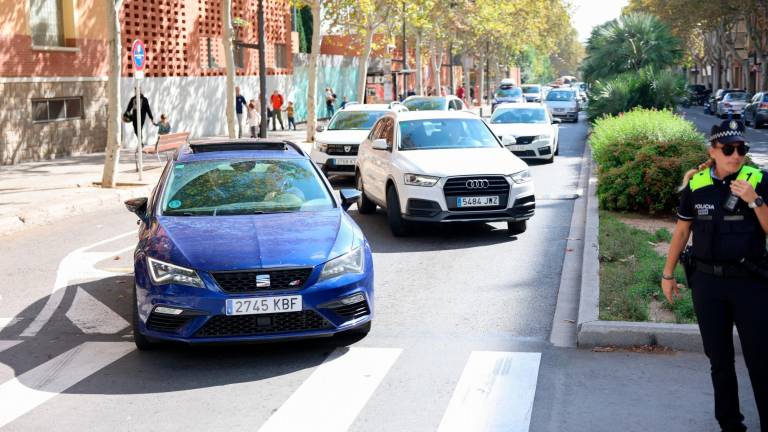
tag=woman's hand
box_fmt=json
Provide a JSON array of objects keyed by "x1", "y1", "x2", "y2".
[
  {"x1": 730, "y1": 180, "x2": 758, "y2": 204},
  {"x1": 661, "y1": 277, "x2": 680, "y2": 304}
]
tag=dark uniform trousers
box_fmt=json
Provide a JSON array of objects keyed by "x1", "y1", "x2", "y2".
[{"x1": 691, "y1": 271, "x2": 768, "y2": 431}]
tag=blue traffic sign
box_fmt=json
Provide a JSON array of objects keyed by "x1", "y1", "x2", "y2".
[{"x1": 131, "y1": 40, "x2": 146, "y2": 71}]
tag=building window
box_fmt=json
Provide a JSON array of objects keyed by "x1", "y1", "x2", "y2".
[
  {"x1": 29, "y1": 0, "x2": 76, "y2": 47},
  {"x1": 32, "y1": 97, "x2": 83, "y2": 123},
  {"x1": 275, "y1": 43, "x2": 287, "y2": 69}
]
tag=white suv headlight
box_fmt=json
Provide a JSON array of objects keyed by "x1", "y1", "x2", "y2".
[
  {"x1": 509, "y1": 170, "x2": 532, "y2": 184},
  {"x1": 319, "y1": 247, "x2": 364, "y2": 282},
  {"x1": 404, "y1": 173, "x2": 440, "y2": 187},
  {"x1": 147, "y1": 257, "x2": 205, "y2": 288}
]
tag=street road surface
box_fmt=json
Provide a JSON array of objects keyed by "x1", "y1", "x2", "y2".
[{"x1": 0, "y1": 113, "x2": 759, "y2": 431}]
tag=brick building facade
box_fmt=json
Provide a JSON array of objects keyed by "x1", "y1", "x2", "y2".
[{"x1": 0, "y1": 0, "x2": 293, "y2": 165}]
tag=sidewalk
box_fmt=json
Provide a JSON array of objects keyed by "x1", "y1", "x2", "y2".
[{"x1": 0, "y1": 125, "x2": 312, "y2": 236}]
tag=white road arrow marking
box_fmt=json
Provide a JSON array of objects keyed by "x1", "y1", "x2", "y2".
[
  {"x1": 0, "y1": 340, "x2": 22, "y2": 353},
  {"x1": 65, "y1": 287, "x2": 130, "y2": 334},
  {"x1": 21, "y1": 231, "x2": 135, "y2": 337},
  {"x1": 258, "y1": 347, "x2": 402, "y2": 432},
  {"x1": 437, "y1": 351, "x2": 542, "y2": 432},
  {"x1": 0, "y1": 342, "x2": 134, "y2": 429}
]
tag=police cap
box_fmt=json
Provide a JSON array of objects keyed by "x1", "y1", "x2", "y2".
[{"x1": 710, "y1": 120, "x2": 746, "y2": 144}]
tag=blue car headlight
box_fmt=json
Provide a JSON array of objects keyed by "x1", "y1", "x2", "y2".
[
  {"x1": 319, "y1": 247, "x2": 364, "y2": 282},
  {"x1": 147, "y1": 257, "x2": 205, "y2": 288}
]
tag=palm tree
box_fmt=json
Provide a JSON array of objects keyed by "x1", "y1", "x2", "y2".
[{"x1": 581, "y1": 12, "x2": 682, "y2": 83}]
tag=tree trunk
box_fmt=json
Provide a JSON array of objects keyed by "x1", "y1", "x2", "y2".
[
  {"x1": 462, "y1": 54, "x2": 470, "y2": 106},
  {"x1": 431, "y1": 40, "x2": 442, "y2": 95},
  {"x1": 478, "y1": 48, "x2": 486, "y2": 108},
  {"x1": 415, "y1": 31, "x2": 423, "y2": 95},
  {"x1": 101, "y1": 0, "x2": 124, "y2": 188},
  {"x1": 222, "y1": 0, "x2": 236, "y2": 138},
  {"x1": 357, "y1": 26, "x2": 374, "y2": 105},
  {"x1": 306, "y1": 0, "x2": 322, "y2": 142}
]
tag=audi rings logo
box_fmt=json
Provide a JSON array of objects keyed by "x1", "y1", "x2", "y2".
[{"x1": 465, "y1": 179, "x2": 490, "y2": 189}]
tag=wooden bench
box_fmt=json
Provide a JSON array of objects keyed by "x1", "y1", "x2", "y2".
[{"x1": 141, "y1": 131, "x2": 190, "y2": 164}]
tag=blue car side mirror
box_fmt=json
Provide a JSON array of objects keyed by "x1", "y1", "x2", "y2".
[
  {"x1": 125, "y1": 197, "x2": 148, "y2": 219},
  {"x1": 339, "y1": 189, "x2": 361, "y2": 211}
]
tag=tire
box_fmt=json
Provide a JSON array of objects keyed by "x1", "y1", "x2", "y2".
[
  {"x1": 545, "y1": 154, "x2": 555, "y2": 164},
  {"x1": 386, "y1": 184, "x2": 410, "y2": 237},
  {"x1": 507, "y1": 220, "x2": 527, "y2": 236},
  {"x1": 554, "y1": 141, "x2": 559, "y2": 156},
  {"x1": 356, "y1": 174, "x2": 377, "y2": 214},
  {"x1": 132, "y1": 288, "x2": 156, "y2": 351}
]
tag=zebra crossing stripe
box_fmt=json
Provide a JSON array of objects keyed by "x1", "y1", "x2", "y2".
[
  {"x1": 437, "y1": 351, "x2": 541, "y2": 432},
  {"x1": 258, "y1": 347, "x2": 402, "y2": 432},
  {"x1": 0, "y1": 342, "x2": 134, "y2": 429},
  {"x1": 0, "y1": 340, "x2": 22, "y2": 353}
]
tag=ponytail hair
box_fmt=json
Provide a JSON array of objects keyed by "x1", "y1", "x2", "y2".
[{"x1": 678, "y1": 158, "x2": 714, "y2": 192}]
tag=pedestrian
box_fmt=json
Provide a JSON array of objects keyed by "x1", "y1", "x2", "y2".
[
  {"x1": 285, "y1": 101, "x2": 296, "y2": 130},
  {"x1": 246, "y1": 100, "x2": 260, "y2": 138},
  {"x1": 235, "y1": 86, "x2": 247, "y2": 138},
  {"x1": 270, "y1": 90, "x2": 285, "y2": 131},
  {"x1": 325, "y1": 87, "x2": 335, "y2": 117},
  {"x1": 456, "y1": 85, "x2": 465, "y2": 101},
  {"x1": 123, "y1": 93, "x2": 154, "y2": 147},
  {"x1": 663, "y1": 119, "x2": 768, "y2": 432},
  {"x1": 340, "y1": 96, "x2": 349, "y2": 110},
  {"x1": 407, "y1": 87, "x2": 416, "y2": 97},
  {"x1": 155, "y1": 113, "x2": 171, "y2": 136}
]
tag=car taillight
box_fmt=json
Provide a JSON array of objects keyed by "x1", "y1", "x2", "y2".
[
  {"x1": 760, "y1": 103, "x2": 768, "y2": 110},
  {"x1": 723, "y1": 102, "x2": 732, "y2": 108}
]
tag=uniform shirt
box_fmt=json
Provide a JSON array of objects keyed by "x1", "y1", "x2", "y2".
[{"x1": 678, "y1": 166, "x2": 768, "y2": 262}]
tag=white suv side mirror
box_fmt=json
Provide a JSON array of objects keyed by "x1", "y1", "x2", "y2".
[{"x1": 372, "y1": 139, "x2": 389, "y2": 150}]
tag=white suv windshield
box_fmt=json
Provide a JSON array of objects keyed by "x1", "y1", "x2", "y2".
[
  {"x1": 398, "y1": 119, "x2": 500, "y2": 151},
  {"x1": 161, "y1": 159, "x2": 334, "y2": 216},
  {"x1": 491, "y1": 108, "x2": 548, "y2": 124},
  {"x1": 328, "y1": 111, "x2": 387, "y2": 130}
]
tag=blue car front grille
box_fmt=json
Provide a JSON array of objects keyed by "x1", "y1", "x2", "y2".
[
  {"x1": 194, "y1": 310, "x2": 333, "y2": 337},
  {"x1": 212, "y1": 268, "x2": 314, "y2": 293}
]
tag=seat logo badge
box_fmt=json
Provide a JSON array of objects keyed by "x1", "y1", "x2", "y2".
[
  {"x1": 344, "y1": 145, "x2": 352, "y2": 153},
  {"x1": 256, "y1": 274, "x2": 271, "y2": 288},
  {"x1": 466, "y1": 179, "x2": 490, "y2": 189},
  {"x1": 288, "y1": 279, "x2": 302, "y2": 287}
]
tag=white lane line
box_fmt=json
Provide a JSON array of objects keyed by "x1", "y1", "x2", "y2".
[
  {"x1": 21, "y1": 232, "x2": 135, "y2": 337},
  {"x1": 437, "y1": 351, "x2": 542, "y2": 432},
  {"x1": 0, "y1": 340, "x2": 22, "y2": 353},
  {"x1": 258, "y1": 347, "x2": 402, "y2": 432},
  {"x1": 0, "y1": 342, "x2": 134, "y2": 429},
  {"x1": 65, "y1": 287, "x2": 130, "y2": 334}
]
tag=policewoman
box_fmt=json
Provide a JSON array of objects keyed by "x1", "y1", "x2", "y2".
[{"x1": 663, "y1": 120, "x2": 767, "y2": 431}]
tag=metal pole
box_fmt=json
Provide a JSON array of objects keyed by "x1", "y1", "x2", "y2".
[
  {"x1": 136, "y1": 80, "x2": 143, "y2": 180},
  {"x1": 402, "y1": 1, "x2": 406, "y2": 99},
  {"x1": 257, "y1": 0, "x2": 268, "y2": 138},
  {"x1": 449, "y1": 41, "x2": 453, "y2": 95}
]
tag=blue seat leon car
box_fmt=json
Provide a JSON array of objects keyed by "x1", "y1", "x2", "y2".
[{"x1": 124, "y1": 139, "x2": 373, "y2": 350}]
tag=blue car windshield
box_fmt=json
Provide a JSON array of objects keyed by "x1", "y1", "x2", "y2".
[
  {"x1": 491, "y1": 108, "x2": 548, "y2": 124},
  {"x1": 522, "y1": 86, "x2": 540, "y2": 94},
  {"x1": 399, "y1": 119, "x2": 500, "y2": 151},
  {"x1": 546, "y1": 91, "x2": 574, "y2": 101},
  {"x1": 495, "y1": 87, "x2": 523, "y2": 98},
  {"x1": 327, "y1": 111, "x2": 387, "y2": 130},
  {"x1": 161, "y1": 159, "x2": 334, "y2": 216},
  {"x1": 403, "y1": 98, "x2": 446, "y2": 111}
]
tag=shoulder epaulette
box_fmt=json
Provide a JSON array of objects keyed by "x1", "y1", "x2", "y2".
[
  {"x1": 736, "y1": 165, "x2": 763, "y2": 189},
  {"x1": 689, "y1": 169, "x2": 713, "y2": 192}
]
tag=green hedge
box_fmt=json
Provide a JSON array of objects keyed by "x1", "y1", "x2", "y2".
[
  {"x1": 591, "y1": 109, "x2": 707, "y2": 214},
  {"x1": 587, "y1": 68, "x2": 686, "y2": 122}
]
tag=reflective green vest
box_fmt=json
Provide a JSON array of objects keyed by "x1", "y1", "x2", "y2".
[{"x1": 689, "y1": 165, "x2": 763, "y2": 192}]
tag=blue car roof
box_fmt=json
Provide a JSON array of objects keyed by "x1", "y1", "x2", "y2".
[{"x1": 175, "y1": 139, "x2": 307, "y2": 163}]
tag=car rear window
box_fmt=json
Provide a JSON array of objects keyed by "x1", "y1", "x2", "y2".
[
  {"x1": 724, "y1": 93, "x2": 748, "y2": 101},
  {"x1": 161, "y1": 159, "x2": 334, "y2": 216},
  {"x1": 327, "y1": 111, "x2": 387, "y2": 130},
  {"x1": 522, "y1": 86, "x2": 541, "y2": 94},
  {"x1": 495, "y1": 87, "x2": 523, "y2": 98},
  {"x1": 398, "y1": 119, "x2": 500, "y2": 151}
]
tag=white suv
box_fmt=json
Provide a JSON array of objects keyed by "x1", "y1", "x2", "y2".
[
  {"x1": 355, "y1": 111, "x2": 535, "y2": 236},
  {"x1": 311, "y1": 103, "x2": 407, "y2": 177}
]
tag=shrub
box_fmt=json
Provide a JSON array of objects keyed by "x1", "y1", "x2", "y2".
[
  {"x1": 587, "y1": 68, "x2": 686, "y2": 122},
  {"x1": 590, "y1": 108, "x2": 707, "y2": 214}
]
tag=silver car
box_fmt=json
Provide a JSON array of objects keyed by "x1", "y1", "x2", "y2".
[
  {"x1": 717, "y1": 92, "x2": 749, "y2": 119},
  {"x1": 544, "y1": 90, "x2": 579, "y2": 122},
  {"x1": 521, "y1": 84, "x2": 543, "y2": 102}
]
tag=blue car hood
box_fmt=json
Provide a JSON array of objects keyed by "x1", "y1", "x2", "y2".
[{"x1": 150, "y1": 210, "x2": 357, "y2": 271}]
